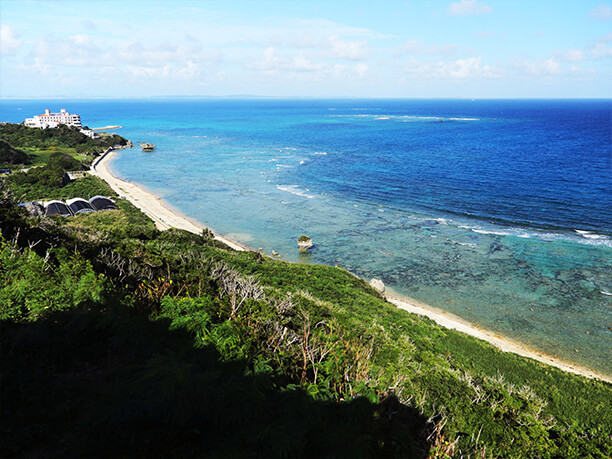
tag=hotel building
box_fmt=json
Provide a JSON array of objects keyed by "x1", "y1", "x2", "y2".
[{"x1": 24, "y1": 109, "x2": 82, "y2": 129}]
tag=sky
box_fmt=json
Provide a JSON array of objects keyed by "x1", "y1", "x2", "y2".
[{"x1": 1, "y1": 0, "x2": 611, "y2": 98}]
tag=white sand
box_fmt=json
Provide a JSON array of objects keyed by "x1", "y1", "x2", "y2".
[
  {"x1": 90, "y1": 148, "x2": 246, "y2": 252},
  {"x1": 90, "y1": 148, "x2": 611, "y2": 384}
]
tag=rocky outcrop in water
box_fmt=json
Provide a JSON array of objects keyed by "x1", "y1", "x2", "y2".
[{"x1": 298, "y1": 235, "x2": 313, "y2": 250}]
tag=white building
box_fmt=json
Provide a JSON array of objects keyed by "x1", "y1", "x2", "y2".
[
  {"x1": 79, "y1": 129, "x2": 99, "y2": 139},
  {"x1": 24, "y1": 109, "x2": 82, "y2": 129}
]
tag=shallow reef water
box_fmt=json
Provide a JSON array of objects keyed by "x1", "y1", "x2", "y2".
[{"x1": 2, "y1": 98, "x2": 611, "y2": 374}]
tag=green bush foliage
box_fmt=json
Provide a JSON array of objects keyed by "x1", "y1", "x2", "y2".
[
  {"x1": 0, "y1": 139, "x2": 30, "y2": 165},
  {"x1": 5, "y1": 150, "x2": 115, "y2": 201},
  {"x1": 0, "y1": 123, "x2": 126, "y2": 156},
  {"x1": 0, "y1": 237, "x2": 105, "y2": 322},
  {"x1": 0, "y1": 139, "x2": 610, "y2": 457}
]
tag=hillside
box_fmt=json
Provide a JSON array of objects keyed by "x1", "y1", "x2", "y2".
[
  {"x1": 0, "y1": 138, "x2": 30, "y2": 165},
  {"x1": 0, "y1": 126, "x2": 610, "y2": 458},
  {"x1": 0, "y1": 122, "x2": 127, "y2": 169}
]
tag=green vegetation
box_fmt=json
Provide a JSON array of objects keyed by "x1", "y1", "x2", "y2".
[
  {"x1": 5, "y1": 151, "x2": 113, "y2": 202},
  {"x1": 22, "y1": 145, "x2": 84, "y2": 167},
  {"x1": 1, "y1": 137, "x2": 611, "y2": 458},
  {"x1": 0, "y1": 139, "x2": 29, "y2": 166},
  {"x1": 0, "y1": 123, "x2": 127, "y2": 165},
  {"x1": 0, "y1": 122, "x2": 119, "y2": 201}
]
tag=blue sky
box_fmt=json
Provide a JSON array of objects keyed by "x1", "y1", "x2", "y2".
[{"x1": 1, "y1": 0, "x2": 611, "y2": 98}]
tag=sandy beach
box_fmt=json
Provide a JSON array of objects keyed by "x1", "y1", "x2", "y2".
[
  {"x1": 90, "y1": 148, "x2": 611, "y2": 384},
  {"x1": 386, "y1": 292, "x2": 612, "y2": 383},
  {"x1": 90, "y1": 148, "x2": 246, "y2": 252}
]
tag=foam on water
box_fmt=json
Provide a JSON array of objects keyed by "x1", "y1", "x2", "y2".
[{"x1": 276, "y1": 185, "x2": 316, "y2": 199}]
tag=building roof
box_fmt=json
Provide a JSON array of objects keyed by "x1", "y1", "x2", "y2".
[
  {"x1": 89, "y1": 195, "x2": 119, "y2": 211},
  {"x1": 44, "y1": 200, "x2": 73, "y2": 217},
  {"x1": 66, "y1": 198, "x2": 95, "y2": 214}
]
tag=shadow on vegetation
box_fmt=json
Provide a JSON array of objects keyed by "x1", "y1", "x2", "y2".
[{"x1": 2, "y1": 306, "x2": 430, "y2": 458}]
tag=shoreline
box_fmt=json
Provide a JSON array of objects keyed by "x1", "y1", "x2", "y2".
[
  {"x1": 90, "y1": 148, "x2": 611, "y2": 384},
  {"x1": 385, "y1": 291, "x2": 612, "y2": 383},
  {"x1": 90, "y1": 148, "x2": 247, "y2": 252}
]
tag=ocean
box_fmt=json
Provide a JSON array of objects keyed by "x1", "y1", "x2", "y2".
[{"x1": 2, "y1": 98, "x2": 611, "y2": 375}]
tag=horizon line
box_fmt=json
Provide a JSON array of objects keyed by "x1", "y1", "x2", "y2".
[{"x1": 2, "y1": 95, "x2": 611, "y2": 101}]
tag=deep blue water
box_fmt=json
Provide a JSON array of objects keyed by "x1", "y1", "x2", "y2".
[{"x1": 2, "y1": 99, "x2": 611, "y2": 374}]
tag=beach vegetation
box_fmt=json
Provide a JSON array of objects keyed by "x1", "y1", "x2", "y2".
[{"x1": 1, "y1": 148, "x2": 611, "y2": 457}]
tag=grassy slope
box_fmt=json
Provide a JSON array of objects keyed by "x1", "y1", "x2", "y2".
[
  {"x1": 21, "y1": 145, "x2": 95, "y2": 166},
  {"x1": 1, "y1": 127, "x2": 610, "y2": 457},
  {"x1": 1, "y1": 200, "x2": 610, "y2": 458}
]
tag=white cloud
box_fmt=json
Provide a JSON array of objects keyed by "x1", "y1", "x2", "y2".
[
  {"x1": 267, "y1": 32, "x2": 370, "y2": 61},
  {"x1": 438, "y1": 56, "x2": 498, "y2": 78},
  {"x1": 401, "y1": 39, "x2": 459, "y2": 55},
  {"x1": 70, "y1": 34, "x2": 92, "y2": 47},
  {"x1": 126, "y1": 65, "x2": 171, "y2": 79},
  {"x1": 246, "y1": 46, "x2": 373, "y2": 85},
  {"x1": 21, "y1": 57, "x2": 52, "y2": 76},
  {"x1": 590, "y1": 42, "x2": 612, "y2": 58},
  {"x1": 598, "y1": 32, "x2": 612, "y2": 42},
  {"x1": 512, "y1": 57, "x2": 562, "y2": 76},
  {"x1": 354, "y1": 62, "x2": 370, "y2": 78},
  {"x1": 249, "y1": 47, "x2": 323, "y2": 73},
  {"x1": 176, "y1": 61, "x2": 201, "y2": 79},
  {"x1": 0, "y1": 25, "x2": 22, "y2": 55},
  {"x1": 568, "y1": 65, "x2": 596, "y2": 76},
  {"x1": 329, "y1": 36, "x2": 368, "y2": 60},
  {"x1": 556, "y1": 49, "x2": 586, "y2": 62},
  {"x1": 112, "y1": 39, "x2": 221, "y2": 69},
  {"x1": 125, "y1": 60, "x2": 204, "y2": 81},
  {"x1": 24, "y1": 33, "x2": 218, "y2": 83},
  {"x1": 405, "y1": 56, "x2": 500, "y2": 79},
  {"x1": 290, "y1": 53, "x2": 324, "y2": 72},
  {"x1": 447, "y1": 0, "x2": 492, "y2": 16},
  {"x1": 33, "y1": 34, "x2": 100, "y2": 67},
  {"x1": 589, "y1": 3, "x2": 612, "y2": 21}
]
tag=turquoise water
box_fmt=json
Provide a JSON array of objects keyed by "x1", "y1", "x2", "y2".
[{"x1": 2, "y1": 99, "x2": 611, "y2": 374}]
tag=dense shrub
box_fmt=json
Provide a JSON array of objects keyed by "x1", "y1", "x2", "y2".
[
  {"x1": 0, "y1": 139, "x2": 30, "y2": 165},
  {"x1": 0, "y1": 238, "x2": 105, "y2": 322},
  {"x1": 0, "y1": 123, "x2": 127, "y2": 153}
]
